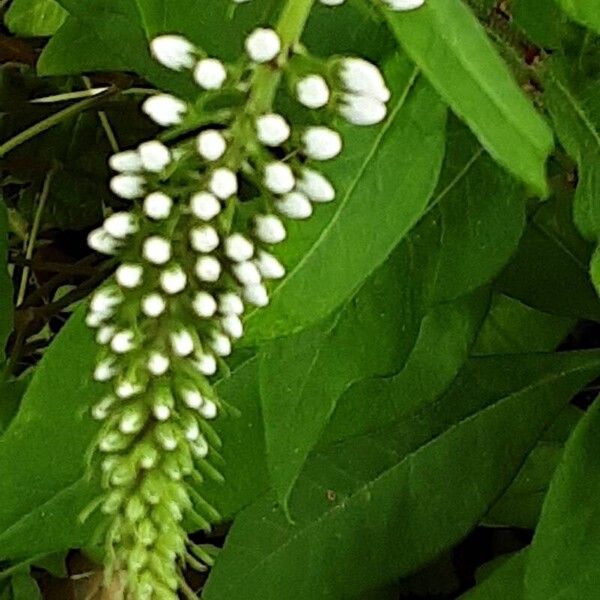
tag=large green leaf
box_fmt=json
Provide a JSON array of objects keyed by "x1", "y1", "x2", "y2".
[
  {"x1": 4, "y1": 0, "x2": 67, "y2": 37},
  {"x1": 525, "y1": 394, "x2": 600, "y2": 599},
  {"x1": 244, "y1": 71, "x2": 447, "y2": 342},
  {"x1": 382, "y1": 0, "x2": 553, "y2": 196},
  {"x1": 203, "y1": 351, "x2": 600, "y2": 600},
  {"x1": 556, "y1": 0, "x2": 600, "y2": 33},
  {"x1": 473, "y1": 294, "x2": 574, "y2": 355},
  {"x1": 0, "y1": 199, "x2": 11, "y2": 364},
  {"x1": 499, "y1": 191, "x2": 600, "y2": 321},
  {"x1": 260, "y1": 120, "x2": 524, "y2": 509},
  {"x1": 460, "y1": 550, "x2": 527, "y2": 599}
]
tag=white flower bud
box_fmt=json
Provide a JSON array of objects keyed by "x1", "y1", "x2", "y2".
[
  {"x1": 255, "y1": 250, "x2": 285, "y2": 279},
  {"x1": 225, "y1": 233, "x2": 254, "y2": 262},
  {"x1": 185, "y1": 420, "x2": 200, "y2": 441},
  {"x1": 181, "y1": 387, "x2": 204, "y2": 409},
  {"x1": 144, "y1": 191, "x2": 172, "y2": 220},
  {"x1": 143, "y1": 236, "x2": 171, "y2": 265},
  {"x1": 219, "y1": 292, "x2": 244, "y2": 315},
  {"x1": 86, "y1": 311, "x2": 104, "y2": 328},
  {"x1": 200, "y1": 399, "x2": 218, "y2": 420},
  {"x1": 190, "y1": 225, "x2": 219, "y2": 253},
  {"x1": 197, "y1": 129, "x2": 227, "y2": 161},
  {"x1": 221, "y1": 314, "x2": 243, "y2": 339},
  {"x1": 138, "y1": 140, "x2": 171, "y2": 172},
  {"x1": 104, "y1": 212, "x2": 137, "y2": 239},
  {"x1": 303, "y1": 126, "x2": 342, "y2": 160},
  {"x1": 383, "y1": 0, "x2": 426, "y2": 10},
  {"x1": 265, "y1": 162, "x2": 295, "y2": 194},
  {"x1": 276, "y1": 191, "x2": 313, "y2": 219},
  {"x1": 90, "y1": 287, "x2": 122, "y2": 315},
  {"x1": 110, "y1": 174, "x2": 145, "y2": 199},
  {"x1": 109, "y1": 150, "x2": 142, "y2": 172},
  {"x1": 88, "y1": 228, "x2": 119, "y2": 255},
  {"x1": 297, "y1": 75, "x2": 330, "y2": 109},
  {"x1": 255, "y1": 113, "x2": 290, "y2": 146},
  {"x1": 191, "y1": 191, "x2": 221, "y2": 221},
  {"x1": 111, "y1": 330, "x2": 135, "y2": 354},
  {"x1": 191, "y1": 437, "x2": 209, "y2": 458},
  {"x1": 195, "y1": 256, "x2": 221, "y2": 282},
  {"x1": 142, "y1": 94, "x2": 187, "y2": 127},
  {"x1": 339, "y1": 94, "x2": 387, "y2": 125},
  {"x1": 254, "y1": 214, "x2": 286, "y2": 244},
  {"x1": 339, "y1": 57, "x2": 390, "y2": 103},
  {"x1": 320, "y1": 0, "x2": 346, "y2": 4},
  {"x1": 195, "y1": 353, "x2": 217, "y2": 376},
  {"x1": 94, "y1": 358, "x2": 117, "y2": 382},
  {"x1": 141, "y1": 293, "x2": 166, "y2": 317},
  {"x1": 116, "y1": 380, "x2": 143, "y2": 399},
  {"x1": 153, "y1": 401, "x2": 171, "y2": 422},
  {"x1": 147, "y1": 351, "x2": 170, "y2": 376},
  {"x1": 92, "y1": 395, "x2": 116, "y2": 421},
  {"x1": 243, "y1": 283, "x2": 269, "y2": 307},
  {"x1": 170, "y1": 329, "x2": 195, "y2": 357},
  {"x1": 150, "y1": 35, "x2": 196, "y2": 71},
  {"x1": 194, "y1": 58, "x2": 227, "y2": 89},
  {"x1": 120, "y1": 408, "x2": 146, "y2": 434},
  {"x1": 96, "y1": 325, "x2": 115, "y2": 345},
  {"x1": 297, "y1": 168, "x2": 336, "y2": 202},
  {"x1": 193, "y1": 291, "x2": 217, "y2": 318},
  {"x1": 232, "y1": 261, "x2": 261, "y2": 286},
  {"x1": 211, "y1": 332, "x2": 232, "y2": 357},
  {"x1": 156, "y1": 427, "x2": 178, "y2": 450},
  {"x1": 209, "y1": 168, "x2": 238, "y2": 199},
  {"x1": 116, "y1": 263, "x2": 144, "y2": 288},
  {"x1": 245, "y1": 28, "x2": 281, "y2": 63},
  {"x1": 160, "y1": 265, "x2": 187, "y2": 295}
]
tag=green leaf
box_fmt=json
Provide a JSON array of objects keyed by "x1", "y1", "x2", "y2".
[
  {"x1": 542, "y1": 58, "x2": 600, "y2": 243},
  {"x1": 382, "y1": 0, "x2": 554, "y2": 195},
  {"x1": 485, "y1": 442, "x2": 563, "y2": 529},
  {"x1": 524, "y1": 394, "x2": 600, "y2": 599},
  {"x1": 556, "y1": 0, "x2": 600, "y2": 33},
  {"x1": 4, "y1": 0, "x2": 67, "y2": 37},
  {"x1": 204, "y1": 351, "x2": 600, "y2": 600},
  {"x1": 260, "y1": 118, "x2": 524, "y2": 509},
  {"x1": 0, "y1": 375, "x2": 31, "y2": 434},
  {"x1": 473, "y1": 294, "x2": 574, "y2": 355},
  {"x1": 0, "y1": 199, "x2": 11, "y2": 364},
  {"x1": 499, "y1": 191, "x2": 600, "y2": 321},
  {"x1": 512, "y1": 0, "x2": 568, "y2": 48},
  {"x1": 244, "y1": 70, "x2": 447, "y2": 342},
  {"x1": 6, "y1": 571, "x2": 41, "y2": 600},
  {"x1": 459, "y1": 550, "x2": 527, "y2": 599}
]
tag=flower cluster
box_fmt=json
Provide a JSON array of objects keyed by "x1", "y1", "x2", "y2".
[{"x1": 84, "y1": 7, "x2": 404, "y2": 599}]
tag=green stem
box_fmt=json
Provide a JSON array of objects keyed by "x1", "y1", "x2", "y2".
[
  {"x1": 0, "y1": 86, "x2": 119, "y2": 158},
  {"x1": 247, "y1": 0, "x2": 315, "y2": 114}
]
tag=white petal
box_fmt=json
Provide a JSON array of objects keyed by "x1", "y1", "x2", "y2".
[
  {"x1": 297, "y1": 75, "x2": 330, "y2": 109},
  {"x1": 264, "y1": 162, "x2": 295, "y2": 194},
  {"x1": 194, "y1": 58, "x2": 227, "y2": 90},
  {"x1": 190, "y1": 191, "x2": 221, "y2": 221},
  {"x1": 275, "y1": 191, "x2": 313, "y2": 219},
  {"x1": 150, "y1": 35, "x2": 196, "y2": 71},
  {"x1": 245, "y1": 28, "x2": 281, "y2": 63},
  {"x1": 254, "y1": 214, "x2": 286, "y2": 244},
  {"x1": 303, "y1": 127, "x2": 342, "y2": 161},
  {"x1": 197, "y1": 129, "x2": 227, "y2": 161},
  {"x1": 255, "y1": 113, "x2": 290, "y2": 146},
  {"x1": 144, "y1": 192, "x2": 172, "y2": 220},
  {"x1": 138, "y1": 140, "x2": 171, "y2": 172}
]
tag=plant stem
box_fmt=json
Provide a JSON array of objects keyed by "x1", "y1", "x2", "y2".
[
  {"x1": 0, "y1": 86, "x2": 119, "y2": 158},
  {"x1": 247, "y1": 0, "x2": 315, "y2": 114},
  {"x1": 16, "y1": 169, "x2": 55, "y2": 306}
]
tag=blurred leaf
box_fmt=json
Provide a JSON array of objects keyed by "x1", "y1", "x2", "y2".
[
  {"x1": 0, "y1": 199, "x2": 11, "y2": 364},
  {"x1": 4, "y1": 0, "x2": 67, "y2": 37},
  {"x1": 525, "y1": 393, "x2": 600, "y2": 599},
  {"x1": 512, "y1": 0, "x2": 568, "y2": 48},
  {"x1": 0, "y1": 375, "x2": 31, "y2": 434},
  {"x1": 459, "y1": 550, "x2": 526, "y2": 599},
  {"x1": 473, "y1": 294, "x2": 574, "y2": 355},
  {"x1": 204, "y1": 351, "x2": 600, "y2": 600},
  {"x1": 3, "y1": 571, "x2": 41, "y2": 600},
  {"x1": 556, "y1": 0, "x2": 600, "y2": 33},
  {"x1": 382, "y1": 0, "x2": 554, "y2": 195}
]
